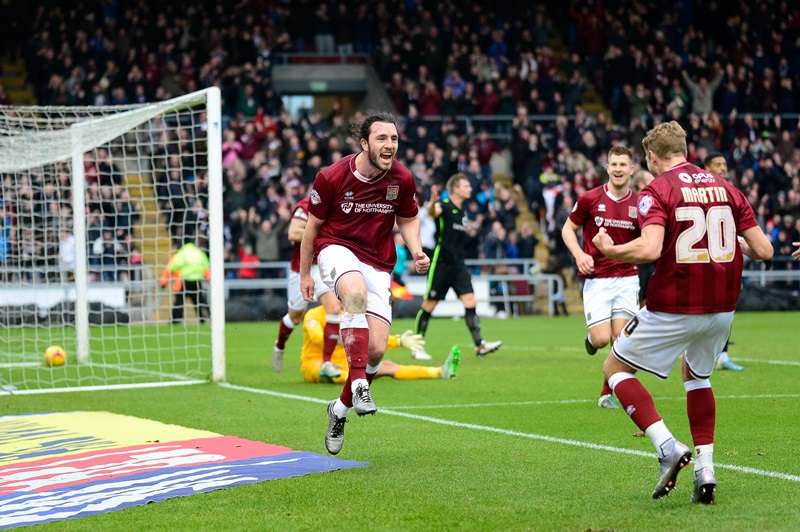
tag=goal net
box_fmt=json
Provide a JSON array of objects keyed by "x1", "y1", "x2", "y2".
[{"x1": 0, "y1": 88, "x2": 225, "y2": 394}]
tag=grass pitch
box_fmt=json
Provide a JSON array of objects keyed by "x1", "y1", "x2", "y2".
[{"x1": 2, "y1": 312, "x2": 799, "y2": 531}]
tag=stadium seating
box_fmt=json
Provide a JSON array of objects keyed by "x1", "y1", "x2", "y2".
[{"x1": 5, "y1": 0, "x2": 799, "y2": 283}]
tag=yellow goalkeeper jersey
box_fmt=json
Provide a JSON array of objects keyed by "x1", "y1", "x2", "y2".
[{"x1": 301, "y1": 305, "x2": 401, "y2": 368}]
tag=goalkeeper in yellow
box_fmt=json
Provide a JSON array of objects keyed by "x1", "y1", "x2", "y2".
[{"x1": 301, "y1": 305, "x2": 459, "y2": 383}]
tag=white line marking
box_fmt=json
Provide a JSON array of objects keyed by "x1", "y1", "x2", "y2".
[
  {"x1": 386, "y1": 399, "x2": 595, "y2": 409},
  {"x1": 218, "y1": 382, "x2": 800, "y2": 484},
  {"x1": 384, "y1": 393, "x2": 800, "y2": 410},
  {"x1": 0, "y1": 363, "x2": 40, "y2": 369},
  {"x1": 0, "y1": 380, "x2": 206, "y2": 396},
  {"x1": 734, "y1": 357, "x2": 800, "y2": 367},
  {"x1": 504, "y1": 346, "x2": 800, "y2": 367}
]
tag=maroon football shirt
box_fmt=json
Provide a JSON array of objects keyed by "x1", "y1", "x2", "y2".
[
  {"x1": 289, "y1": 196, "x2": 310, "y2": 273},
  {"x1": 638, "y1": 161, "x2": 757, "y2": 314},
  {"x1": 569, "y1": 184, "x2": 640, "y2": 278},
  {"x1": 309, "y1": 154, "x2": 419, "y2": 272}
]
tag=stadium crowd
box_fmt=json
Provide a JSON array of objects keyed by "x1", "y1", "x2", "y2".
[{"x1": 3, "y1": 0, "x2": 798, "y2": 286}]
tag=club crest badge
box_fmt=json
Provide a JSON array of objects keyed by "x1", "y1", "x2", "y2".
[
  {"x1": 638, "y1": 195, "x2": 654, "y2": 215},
  {"x1": 629, "y1": 206, "x2": 638, "y2": 218},
  {"x1": 386, "y1": 185, "x2": 399, "y2": 200}
]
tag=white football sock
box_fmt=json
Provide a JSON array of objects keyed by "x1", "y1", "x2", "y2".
[
  {"x1": 351, "y1": 378, "x2": 368, "y2": 394},
  {"x1": 645, "y1": 420, "x2": 675, "y2": 458},
  {"x1": 332, "y1": 398, "x2": 349, "y2": 418},
  {"x1": 695, "y1": 444, "x2": 714, "y2": 472}
]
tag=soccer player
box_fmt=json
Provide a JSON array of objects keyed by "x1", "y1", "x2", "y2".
[
  {"x1": 299, "y1": 112, "x2": 430, "y2": 455},
  {"x1": 414, "y1": 173, "x2": 502, "y2": 359},
  {"x1": 704, "y1": 152, "x2": 744, "y2": 371},
  {"x1": 272, "y1": 195, "x2": 343, "y2": 378},
  {"x1": 299, "y1": 305, "x2": 458, "y2": 384},
  {"x1": 593, "y1": 121, "x2": 773, "y2": 503},
  {"x1": 561, "y1": 146, "x2": 640, "y2": 409}
]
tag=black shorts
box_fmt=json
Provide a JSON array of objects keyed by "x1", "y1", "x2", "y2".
[
  {"x1": 638, "y1": 262, "x2": 656, "y2": 304},
  {"x1": 425, "y1": 261, "x2": 474, "y2": 300}
]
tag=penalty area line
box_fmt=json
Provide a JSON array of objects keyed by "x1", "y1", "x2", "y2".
[{"x1": 218, "y1": 382, "x2": 800, "y2": 484}]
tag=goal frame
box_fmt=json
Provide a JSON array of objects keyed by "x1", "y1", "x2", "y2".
[{"x1": 1, "y1": 87, "x2": 225, "y2": 394}]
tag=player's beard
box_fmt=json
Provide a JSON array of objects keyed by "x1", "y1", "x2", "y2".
[
  {"x1": 367, "y1": 145, "x2": 394, "y2": 172},
  {"x1": 609, "y1": 174, "x2": 630, "y2": 192}
]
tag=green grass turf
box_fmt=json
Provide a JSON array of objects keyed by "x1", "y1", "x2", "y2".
[{"x1": 2, "y1": 312, "x2": 799, "y2": 531}]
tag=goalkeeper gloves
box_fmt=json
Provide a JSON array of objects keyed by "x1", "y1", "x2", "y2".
[{"x1": 399, "y1": 330, "x2": 425, "y2": 351}]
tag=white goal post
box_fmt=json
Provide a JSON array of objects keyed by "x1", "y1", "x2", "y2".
[{"x1": 0, "y1": 88, "x2": 225, "y2": 394}]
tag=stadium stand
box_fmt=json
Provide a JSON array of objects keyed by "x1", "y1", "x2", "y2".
[{"x1": 4, "y1": 0, "x2": 798, "y2": 290}]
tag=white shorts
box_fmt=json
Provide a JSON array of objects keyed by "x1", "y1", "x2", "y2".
[
  {"x1": 612, "y1": 307, "x2": 734, "y2": 379},
  {"x1": 317, "y1": 244, "x2": 392, "y2": 325},
  {"x1": 287, "y1": 266, "x2": 329, "y2": 312},
  {"x1": 582, "y1": 275, "x2": 640, "y2": 328}
]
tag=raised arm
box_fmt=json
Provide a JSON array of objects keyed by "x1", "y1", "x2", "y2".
[
  {"x1": 428, "y1": 201, "x2": 442, "y2": 218},
  {"x1": 738, "y1": 226, "x2": 774, "y2": 261},
  {"x1": 593, "y1": 224, "x2": 665, "y2": 264},
  {"x1": 287, "y1": 216, "x2": 306, "y2": 243}
]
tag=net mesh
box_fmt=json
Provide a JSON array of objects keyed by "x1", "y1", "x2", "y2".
[{"x1": 0, "y1": 92, "x2": 215, "y2": 392}]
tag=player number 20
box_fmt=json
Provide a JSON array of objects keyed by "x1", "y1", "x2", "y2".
[{"x1": 675, "y1": 205, "x2": 736, "y2": 264}]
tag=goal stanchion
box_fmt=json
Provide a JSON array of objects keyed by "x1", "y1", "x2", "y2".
[{"x1": 0, "y1": 88, "x2": 225, "y2": 394}]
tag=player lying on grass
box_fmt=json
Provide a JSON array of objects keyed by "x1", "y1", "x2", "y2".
[{"x1": 299, "y1": 305, "x2": 459, "y2": 384}]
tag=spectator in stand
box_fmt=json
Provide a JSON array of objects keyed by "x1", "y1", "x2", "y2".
[
  {"x1": 14, "y1": 0, "x2": 800, "y2": 303},
  {"x1": 237, "y1": 243, "x2": 260, "y2": 282}
]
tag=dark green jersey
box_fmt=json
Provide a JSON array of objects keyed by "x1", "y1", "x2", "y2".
[{"x1": 432, "y1": 198, "x2": 469, "y2": 263}]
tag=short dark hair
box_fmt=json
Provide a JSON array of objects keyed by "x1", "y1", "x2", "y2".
[
  {"x1": 703, "y1": 152, "x2": 726, "y2": 168},
  {"x1": 351, "y1": 111, "x2": 398, "y2": 142}
]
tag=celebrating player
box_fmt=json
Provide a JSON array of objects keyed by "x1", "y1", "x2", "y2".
[
  {"x1": 272, "y1": 195, "x2": 343, "y2": 378},
  {"x1": 298, "y1": 305, "x2": 458, "y2": 384},
  {"x1": 299, "y1": 112, "x2": 430, "y2": 455},
  {"x1": 414, "y1": 173, "x2": 502, "y2": 359},
  {"x1": 593, "y1": 121, "x2": 773, "y2": 503},
  {"x1": 561, "y1": 146, "x2": 640, "y2": 409}
]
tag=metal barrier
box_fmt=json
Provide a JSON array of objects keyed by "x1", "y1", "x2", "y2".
[
  {"x1": 222, "y1": 262, "x2": 291, "y2": 299},
  {"x1": 222, "y1": 258, "x2": 565, "y2": 316},
  {"x1": 743, "y1": 257, "x2": 800, "y2": 287}
]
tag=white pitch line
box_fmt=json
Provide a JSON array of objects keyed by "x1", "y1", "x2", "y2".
[
  {"x1": 505, "y1": 345, "x2": 800, "y2": 367},
  {"x1": 218, "y1": 382, "x2": 800, "y2": 484},
  {"x1": 384, "y1": 393, "x2": 800, "y2": 410},
  {"x1": 385, "y1": 398, "x2": 595, "y2": 409},
  {"x1": 0, "y1": 379, "x2": 206, "y2": 396},
  {"x1": 734, "y1": 357, "x2": 800, "y2": 367}
]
